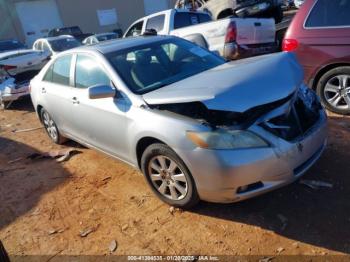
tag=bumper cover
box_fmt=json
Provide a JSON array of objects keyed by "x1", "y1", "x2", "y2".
[
  {"x1": 224, "y1": 42, "x2": 278, "y2": 60},
  {"x1": 0, "y1": 80, "x2": 30, "y2": 102},
  {"x1": 176, "y1": 110, "x2": 327, "y2": 203}
]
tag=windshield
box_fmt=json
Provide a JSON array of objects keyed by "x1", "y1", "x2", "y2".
[
  {"x1": 107, "y1": 38, "x2": 225, "y2": 94},
  {"x1": 0, "y1": 40, "x2": 26, "y2": 52},
  {"x1": 49, "y1": 38, "x2": 81, "y2": 52}
]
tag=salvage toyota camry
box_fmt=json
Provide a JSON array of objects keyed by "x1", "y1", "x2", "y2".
[{"x1": 30, "y1": 36, "x2": 327, "y2": 208}]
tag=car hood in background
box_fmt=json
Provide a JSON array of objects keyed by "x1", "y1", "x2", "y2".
[{"x1": 142, "y1": 52, "x2": 303, "y2": 113}]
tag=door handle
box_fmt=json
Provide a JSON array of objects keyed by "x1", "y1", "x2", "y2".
[
  {"x1": 72, "y1": 97, "x2": 80, "y2": 105},
  {"x1": 41, "y1": 87, "x2": 46, "y2": 93}
]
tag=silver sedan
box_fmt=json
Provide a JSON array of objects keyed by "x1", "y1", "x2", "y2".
[{"x1": 30, "y1": 36, "x2": 327, "y2": 208}]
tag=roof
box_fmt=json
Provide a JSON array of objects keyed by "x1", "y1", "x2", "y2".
[
  {"x1": 94, "y1": 32, "x2": 117, "y2": 37},
  {"x1": 36, "y1": 35, "x2": 75, "y2": 42},
  {"x1": 76, "y1": 35, "x2": 175, "y2": 54}
]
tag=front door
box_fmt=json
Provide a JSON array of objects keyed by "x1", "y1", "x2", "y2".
[{"x1": 69, "y1": 54, "x2": 128, "y2": 158}]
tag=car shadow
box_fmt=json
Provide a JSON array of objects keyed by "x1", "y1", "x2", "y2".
[
  {"x1": 0, "y1": 136, "x2": 71, "y2": 231},
  {"x1": 191, "y1": 116, "x2": 350, "y2": 254}
]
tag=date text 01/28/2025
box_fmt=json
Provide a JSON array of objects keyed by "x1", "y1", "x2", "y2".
[{"x1": 127, "y1": 256, "x2": 220, "y2": 261}]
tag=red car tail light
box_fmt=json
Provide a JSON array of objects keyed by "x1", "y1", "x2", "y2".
[
  {"x1": 225, "y1": 22, "x2": 237, "y2": 44},
  {"x1": 282, "y1": 39, "x2": 299, "y2": 52},
  {"x1": 2, "y1": 65, "x2": 17, "y2": 71}
]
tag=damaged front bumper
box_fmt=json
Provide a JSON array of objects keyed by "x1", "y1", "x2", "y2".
[
  {"x1": 0, "y1": 78, "x2": 30, "y2": 103},
  {"x1": 174, "y1": 87, "x2": 328, "y2": 203}
]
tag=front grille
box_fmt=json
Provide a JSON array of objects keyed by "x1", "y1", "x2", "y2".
[{"x1": 261, "y1": 97, "x2": 321, "y2": 141}]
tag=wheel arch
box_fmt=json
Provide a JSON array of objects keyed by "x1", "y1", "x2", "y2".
[
  {"x1": 311, "y1": 63, "x2": 350, "y2": 90},
  {"x1": 36, "y1": 104, "x2": 44, "y2": 122},
  {"x1": 217, "y1": 8, "x2": 235, "y2": 20},
  {"x1": 136, "y1": 137, "x2": 167, "y2": 169}
]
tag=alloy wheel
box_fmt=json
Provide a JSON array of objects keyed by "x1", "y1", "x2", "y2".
[
  {"x1": 148, "y1": 155, "x2": 188, "y2": 201},
  {"x1": 324, "y1": 74, "x2": 350, "y2": 110},
  {"x1": 42, "y1": 111, "x2": 58, "y2": 141}
]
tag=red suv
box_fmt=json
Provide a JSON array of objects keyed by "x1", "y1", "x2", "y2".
[{"x1": 282, "y1": 0, "x2": 350, "y2": 115}]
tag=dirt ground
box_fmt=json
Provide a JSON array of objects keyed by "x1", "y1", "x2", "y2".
[{"x1": 0, "y1": 98, "x2": 350, "y2": 258}]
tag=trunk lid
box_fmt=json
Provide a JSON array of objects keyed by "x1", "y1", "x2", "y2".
[{"x1": 235, "y1": 18, "x2": 275, "y2": 45}]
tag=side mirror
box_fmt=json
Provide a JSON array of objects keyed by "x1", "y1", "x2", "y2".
[{"x1": 88, "y1": 85, "x2": 116, "y2": 99}]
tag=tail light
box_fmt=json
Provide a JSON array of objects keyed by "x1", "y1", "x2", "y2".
[
  {"x1": 3, "y1": 65, "x2": 17, "y2": 71},
  {"x1": 282, "y1": 39, "x2": 299, "y2": 52},
  {"x1": 225, "y1": 22, "x2": 237, "y2": 44}
]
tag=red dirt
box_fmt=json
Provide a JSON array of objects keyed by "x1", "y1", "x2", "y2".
[{"x1": 1, "y1": 99, "x2": 349, "y2": 257}]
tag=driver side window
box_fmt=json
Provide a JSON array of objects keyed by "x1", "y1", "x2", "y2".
[
  {"x1": 75, "y1": 55, "x2": 111, "y2": 89},
  {"x1": 34, "y1": 41, "x2": 42, "y2": 51},
  {"x1": 125, "y1": 21, "x2": 144, "y2": 37},
  {"x1": 42, "y1": 42, "x2": 51, "y2": 52}
]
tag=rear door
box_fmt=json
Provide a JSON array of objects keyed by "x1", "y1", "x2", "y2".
[{"x1": 40, "y1": 55, "x2": 75, "y2": 135}]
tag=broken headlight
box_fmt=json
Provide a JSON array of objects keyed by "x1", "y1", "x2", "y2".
[
  {"x1": 298, "y1": 84, "x2": 322, "y2": 111},
  {"x1": 186, "y1": 130, "x2": 269, "y2": 150}
]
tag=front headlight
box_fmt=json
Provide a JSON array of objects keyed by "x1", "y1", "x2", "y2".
[
  {"x1": 187, "y1": 130, "x2": 269, "y2": 150},
  {"x1": 298, "y1": 84, "x2": 322, "y2": 110}
]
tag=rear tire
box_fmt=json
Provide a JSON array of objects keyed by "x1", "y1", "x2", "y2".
[
  {"x1": 141, "y1": 143, "x2": 200, "y2": 209},
  {"x1": 40, "y1": 108, "x2": 67, "y2": 144},
  {"x1": 316, "y1": 66, "x2": 350, "y2": 115},
  {"x1": 0, "y1": 241, "x2": 10, "y2": 262}
]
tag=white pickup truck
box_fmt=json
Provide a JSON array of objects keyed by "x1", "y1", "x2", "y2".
[{"x1": 124, "y1": 9, "x2": 276, "y2": 60}]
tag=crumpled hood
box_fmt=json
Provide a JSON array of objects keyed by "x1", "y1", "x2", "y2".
[{"x1": 142, "y1": 52, "x2": 303, "y2": 113}]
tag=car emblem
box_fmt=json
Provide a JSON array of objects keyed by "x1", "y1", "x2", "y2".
[
  {"x1": 297, "y1": 143, "x2": 304, "y2": 152},
  {"x1": 27, "y1": 62, "x2": 32, "y2": 66}
]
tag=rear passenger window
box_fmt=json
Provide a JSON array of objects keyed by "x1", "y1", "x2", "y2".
[
  {"x1": 305, "y1": 0, "x2": 350, "y2": 27},
  {"x1": 52, "y1": 55, "x2": 72, "y2": 86},
  {"x1": 34, "y1": 41, "x2": 42, "y2": 51},
  {"x1": 43, "y1": 64, "x2": 53, "y2": 82},
  {"x1": 174, "y1": 13, "x2": 207, "y2": 29},
  {"x1": 75, "y1": 55, "x2": 110, "y2": 89},
  {"x1": 146, "y1": 15, "x2": 165, "y2": 32},
  {"x1": 125, "y1": 21, "x2": 144, "y2": 37}
]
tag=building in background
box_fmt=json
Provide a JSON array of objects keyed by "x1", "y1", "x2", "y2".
[{"x1": 0, "y1": 0, "x2": 177, "y2": 46}]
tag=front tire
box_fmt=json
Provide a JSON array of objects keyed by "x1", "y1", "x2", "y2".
[
  {"x1": 40, "y1": 108, "x2": 66, "y2": 144},
  {"x1": 141, "y1": 143, "x2": 200, "y2": 209},
  {"x1": 316, "y1": 66, "x2": 350, "y2": 115}
]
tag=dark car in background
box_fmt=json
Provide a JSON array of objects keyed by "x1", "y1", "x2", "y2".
[
  {"x1": 283, "y1": 0, "x2": 350, "y2": 115},
  {"x1": 48, "y1": 26, "x2": 92, "y2": 43},
  {"x1": 175, "y1": 0, "x2": 284, "y2": 23},
  {"x1": 235, "y1": 0, "x2": 283, "y2": 23},
  {"x1": 0, "y1": 40, "x2": 26, "y2": 53}
]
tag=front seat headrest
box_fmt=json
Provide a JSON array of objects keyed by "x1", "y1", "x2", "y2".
[{"x1": 135, "y1": 50, "x2": 152, "y2": 66}]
